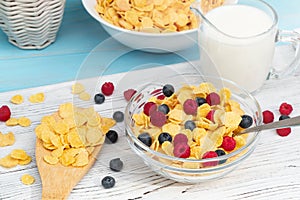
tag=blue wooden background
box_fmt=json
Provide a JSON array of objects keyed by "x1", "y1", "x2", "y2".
[{"x1": 0, "y1": 0, "x2": 299, "y2": 92}]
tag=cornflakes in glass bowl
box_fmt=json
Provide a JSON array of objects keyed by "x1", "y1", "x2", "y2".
[{"x1": 124, "y1": 74, "x2": 262, "y2": 183}]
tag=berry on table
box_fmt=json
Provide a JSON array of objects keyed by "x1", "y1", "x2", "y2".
[
  {"x1": 184, "y1": 120, "x2": 196, "y2": 131},
  {"x1": 215, "y1": 149, "x2": 227, "y2": 164},
  {"x1": 206, "y1": 92, "x2": 220, "y2": 106},
  {"x1": 158, "y1": 104, "x2": 170, "y2": 114},
  {"x1": 262, "y1": 110, "x2": 274, "y2": 124},
  {"x1": 279, "y1": 102, "x2": 293, "y2": 115},
  {"x1": 143, "y1": 102, "x2": 157, "y2": 116},
  {"x1": 105, "y1": 130, "x2": 118, "y2": 144},
  {"x1": 277, "y1": 115, "x2": 291, "y2": 137},
  {"x1": 150, "y1": 111, "x2": 166, "y2": 127},
  {"x1": 221, "y1": 136, "x2": 236, "y2": 151},
  {"x1": 202, "y1": 151, "x2": 218, "y2": 167},
  {"x1": 94, "y1": 93, "x2": 105, "y2": 104},
  {"x1": 239, "y1": 115, "x2": 253, "y2": 128},
  {"x1": 123, "y1": 89, "x2": 136, "y2": 101},
  {"x1": 0, "y1": 105, "x2": 11, "y2": 122},
  {"x1": 196, "y1": 97, "x2": 207, "y2": 107},
  {"x1": 101, "y1": 82, "x2": 114, "y2": 96},
  {"x1": 158, "y1": 132, "x2": 172, "y2": 144},
  {"x1": 162, "y1": 84, "x2": 175, "y2": 97},
  {"x1": 101, "y1": 176, "x2": 115, "y2": 189},
  {"x1": 137, "y1": 132, "x2": 152, "y2": 147},
  {"x1": 173, "y1": 143, "x2": 190, "y2": 158},
  {"x1": 113, "y1": 111, "x2": 124, "y2": 122},
  {"x1": 109, "y1": 158, "x2": 123, "y2": 172},
  {"x1": 279, "y1": 115, "x2": 290, "y2": 121},
  {"x1": 183, "y1": 99, "x2": 198, "y2": 115},
  {"x1": 276, "y1": 128, "x2": 291, "y2": 137},
  {"x1": 173, "y1": 133, "x2": 188, "y2": 145}
]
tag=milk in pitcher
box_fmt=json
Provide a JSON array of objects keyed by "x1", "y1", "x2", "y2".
[{"x1": 198, "y1": 5, "x2": 277, "y2": 92}]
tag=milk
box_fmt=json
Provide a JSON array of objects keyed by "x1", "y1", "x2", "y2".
[{"x1": 198, "y1": 5, "x2": 277, "y2": 92}]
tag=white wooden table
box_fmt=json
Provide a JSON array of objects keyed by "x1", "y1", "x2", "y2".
[{"x1": 1, "y1": 61, "x2": 300, "y2": 200}]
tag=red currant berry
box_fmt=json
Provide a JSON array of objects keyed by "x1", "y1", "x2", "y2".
[
  {"x1": 206, "y1": 110, "x2": 215, "y2": 123},
  {"x1": 123, "y1": 89, "x2": 136, "y2": 101},
  {"x1": 262, "y1": 110, "x2": 274, "y2": 124},
  {"x1": 150, "y1": 111, "x2": 166, "y2": 127},
  {"x1": 143, "y1": 102, "x2": 157, "y2": 116},
  {"x1": 276, "y1": 128, "x2": 291, "y2": 137},
  {"x1": 183, "y1": 99, "x2": 198, "y2": 115},
  {"x1": 173, "y1": 133, "x2": 188, "y2": 145},
  {"x1": 0, "y1": 105, "x2": 11, "y2": 122},
  {"x1": 101, "y1": 82, "x2": 114, "y2": 96},
  {"x1": 173, "y1": 143, "x2": 190, "y2": 158},
  {"x1": 221, "y1": 136, "x2": 236, "y2": 151},
  {"x1": 202, "y1": 151, "x2": 218, "y2": 167},
  {"x1": 206, "y1": 92, "x2": 220, "y2": 106}
]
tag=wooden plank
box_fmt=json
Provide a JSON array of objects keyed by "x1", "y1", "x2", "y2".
[{"x1": 1, "y1": 63, "x2": 300, "y2": 199}]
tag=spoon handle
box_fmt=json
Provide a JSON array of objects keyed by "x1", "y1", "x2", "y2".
[{"x1": 233, "y1": 115, "x2": 300, "y2": 136}]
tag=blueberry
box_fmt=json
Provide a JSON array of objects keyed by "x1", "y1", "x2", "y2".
[
  {"x1": 196, "y1": 97, "x2": 207, "y2": 107},
  {"x1": 158, "y1": 132, "x2": 172, "y2": 144},
  {"x1": 113, "y1": 111, "x2": 124, "y2": 122},
  {"x1": 184, "y1": 120, "x2": 196, "y2": 131},
  {"x1": 94, "y1": 93, "x2": 105, "y2": 104},
  {"x1": 158, "y1": 104, "x2": 170, "y2": 114},
  {"x1": 162, "y1": 84, "x2": 175, "y2": 97},
  {"x1": 279, "y1": 115, "x2": 290, "y2": 121},
  {"x1": 101, "y1": 176, "x2": 115, "y2": 189},
  {"x1": 215, "y1": 149, "x2": 227, "y2": 164},
  {"x1": 109, "y1": 158, "x2": 123, "y2": 172},
  {"x1": 239, "y1": 115, "x2": 253, "y2": 128},
  {"x1": 137, "y1": 132, "x2": 152, "y2": 147},
  {"x1": 105, "y1": 130, "x2": 118, "y2": 144}
]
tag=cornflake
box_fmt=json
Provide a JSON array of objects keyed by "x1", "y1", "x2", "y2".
[
  {"x1": 35, "y1": 103, "x2": 116, "y2": 167},
  {"x1": 10, "y1": 94, "x2": 24, "y2": 104},
  {"x1": 0, "y1": 132, "x2": 15, "y2": 147},
  {"x1": 21, "y1": 174, "x2": 35, "y2": 185},
  {"x1": 29, "y1": 93, "x2": 45, "y2": 103},
  {"x1": 0, "y1": 149, "x2": 32, "y2": 168}
]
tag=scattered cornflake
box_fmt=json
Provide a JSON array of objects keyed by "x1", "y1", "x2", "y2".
[
  {"x1": 5, "y1": 117, "x2": 31, "y2": 127},
  {"x1": 29, "y1": 92, "x2": 45, "y2": 103},
  {"x1": 72, "y1": 82, "x2": 85, "y2": 94},
  {"x1": 0, "y1": 149, "x2": 31, "y2": 168},
  {"x1": 21, "y1": 174, "x2": 35, "y2": 185},
  {"x1": 0, "y1": 132, "x2": 15, "y2": 147},
  {"x1": 10, "y1": 94, "x2": 24, "y2": 104},
  {"x1": 79, "y1": 92, "x2": 91, "y2": 101}
]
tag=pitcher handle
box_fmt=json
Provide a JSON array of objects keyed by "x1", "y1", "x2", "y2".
[{"x1": 268, "y1": 29, "x2": 300, "y2": 79}]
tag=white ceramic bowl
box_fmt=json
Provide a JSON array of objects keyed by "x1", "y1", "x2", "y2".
[{"x1": 81, "y1": 0, "x2": 197, "y2": 53}]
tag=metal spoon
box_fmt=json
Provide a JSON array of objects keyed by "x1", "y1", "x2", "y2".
[{"x1": 233, "y1": 115, "x2": 300, "y2": 137}]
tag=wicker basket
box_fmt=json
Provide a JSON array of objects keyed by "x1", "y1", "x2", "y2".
[{"x1": 0, "y1": 0, "x2": 66, "y2": 49}]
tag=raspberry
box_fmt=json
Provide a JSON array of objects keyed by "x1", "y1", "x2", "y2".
[
  {"x1": 206, "y1": 92, "x2": 220, "y2": 106},
  {"x1": 150, "y1": 111, "x2": 166, "y2": 127},
  {"x1": 101, "y1": 82, "x2": 114, "y2": 96},
  {"x1": 173, "y1": 143, "x2": 190, "y2": 158},
  {"x1": 262, "y1": 110, "x2": 274, "y2": 124},
  {"x1": 143, "y1": 102, "x2": 157, "y2": 116},
  {"x1": 173, "y1": 133, "x2": 188, "y2": 145},
  {"x1": 220, "y1": 136, "x2": 236, "y2": 151},
  {"x1": 276, "y1": 128, "x2": 291, "y2": 137},
  {"x1": 206, "y1": 110, "x2": 215, "y2": 122},
  {"x1": 0, "y1": 105, "x2": 11, "y2": 122},
  {"x1": 202, "y1": 151, "x2": 218, "y2": 167},
  {"x1": 279, "y1": 102, "x2": 293, "y2": 115},
  {"x1": 183, "y1": 99, "x2": 198, "y2": 115},
  {"x1": 123, "y1": 89, "x2": 136, "y2": 101}
]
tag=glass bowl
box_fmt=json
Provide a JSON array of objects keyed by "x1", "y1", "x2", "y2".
[{"x1": 124, "y1": 74, "x2": 262, "y2": 183}]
